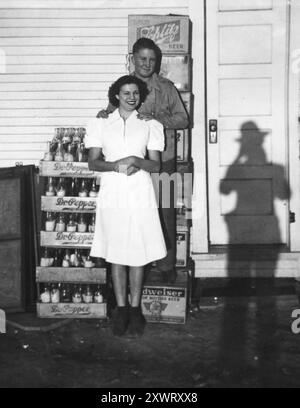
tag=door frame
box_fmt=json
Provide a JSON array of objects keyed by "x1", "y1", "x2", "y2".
[
  {"x1": 190, "y1": 0, "x2": 298, "y2": 254},
  {"x1": 289, "y1": 0, "x2": 300, "y2": 251}
]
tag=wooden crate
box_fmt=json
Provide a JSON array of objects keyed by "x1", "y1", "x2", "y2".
[
  {"x1": 37, "y1": 302, "x2": 106, "y2": 318},
  {"x1": 36, "y1": 267, "x2": 106, "y2": 283},
  {"x1": 40, "y1": 231, "x2": 94, "y2": 248},
  {"x1": 41, "y1": 196, "x2": 97, "y2": 213},
  {"x1": 39, "y1": 160, "x2": 100, "y2": 178}
]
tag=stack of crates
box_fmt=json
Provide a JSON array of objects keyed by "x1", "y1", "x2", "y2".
[{"x1": 128, "y1": 15, "x2": 193, "y2": 324}]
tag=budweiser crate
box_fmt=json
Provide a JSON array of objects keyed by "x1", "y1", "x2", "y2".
[
  {"x1": 36, "y1": 267, "x2": 106, "y2": 283},
  {"x1": 141, "y1": 270, "x2": 190, "y2": 324},
  {"x1": 176, "y1": 129, "x2": 190, "y2": 162},
  {"x1": 129, "y1": 54, "x2": 191, "y2": 92},
  {"x1": 176, "y1": 226, "x2": 190, "y2": 267},
  {"x1": 128, "y1": 15, "x2": 191, "y2": 54},
  {"x1": 40, "y1": 231, "x2": 94, "y2": 248},
  {"x1": 39, "y1": 161, "x2": 100, "y2": 178},
  {"x1": 37, "y1": 302, "x2": 106, "y2": 319},
  {"x1": 41, "y1": 196, "x2": 97, "y2": 213}
]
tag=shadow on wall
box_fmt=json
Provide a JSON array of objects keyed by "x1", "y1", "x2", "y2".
[{"x1": 217, "y1": 121, "x2": 291, "y2": 383}]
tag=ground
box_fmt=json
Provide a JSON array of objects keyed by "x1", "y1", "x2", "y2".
[{"x1": 1, "y1": 281, "x2": 300, "y2": 388}]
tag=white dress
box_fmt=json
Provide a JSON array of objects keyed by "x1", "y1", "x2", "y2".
[{"x1": 85, "y1": 110, "x2": 167, "y2": 267}]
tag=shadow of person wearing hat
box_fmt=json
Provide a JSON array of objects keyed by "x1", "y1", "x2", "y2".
[{"x1": 217, "y1": 121, "x2": 291, "y2": 386}]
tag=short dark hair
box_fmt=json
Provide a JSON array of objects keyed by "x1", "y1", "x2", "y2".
[
  {"x1": 132, "y1": 37, "x2": 162, "y2": 60},
  {"x1": 108, "y1": 75, "x2": 149, "y2": 107}
]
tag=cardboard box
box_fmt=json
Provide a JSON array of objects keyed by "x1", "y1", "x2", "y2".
[
  {"x1": 141, "y1": 270, "x2": 189, "y2": 324},
  {"x1": 176, "y1": 226, "x2": 189, "y2": 267},
  {"x1": 128, "y1": 54, "x2": 191, "y2": 91},
  {"x1": 176, "y1": 129, "x2": 190, "y2": 162},
  {"x1": 180, "y1": 92, "x2": 193, "y2": 119},
  {"x1": 128, "y1": 15, "x2": 190, "y2": 54}
]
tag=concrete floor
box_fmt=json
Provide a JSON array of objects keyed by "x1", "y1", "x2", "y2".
[{"x1": 1, "y1": 280, "x2": 300, "y2": 388}]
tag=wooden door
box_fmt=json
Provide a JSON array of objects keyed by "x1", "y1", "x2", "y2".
[{"x1": 206, "y1": 0, "x2": 289, "y2": 245}]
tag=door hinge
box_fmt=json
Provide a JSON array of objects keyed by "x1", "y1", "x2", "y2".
[{"x1": 290, "y1": 211, "x2": 296, "y2": 223}]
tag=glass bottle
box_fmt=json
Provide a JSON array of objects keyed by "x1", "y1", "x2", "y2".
[
  {"x1": 77, "y1": 213, "x2": 87, "y2": 233},
  {"x1": 40, "y1": 247, "x2": 50, "y2": 267},
  {"x1": 43, "y1": 141, "x2": 53, "y2": 161},
  {"x1": 94, "y1": 284, "x2": 103, "y2": 303},
  {"x1": 70, "y1": 178, "x2": 78, "y2": 196},
  {"x1": 45, "y1": 212, "x2": 56, "y2": 232},
  {"x1": 83, "y1": 284, "x2": 93, "y2": 303},
  {"x1": 76, "y1": 143, "x2": 85, "y2": 162},
  {"x1": 64, "y1": 143, "x2": 74, "y2": 162},
  {"x1": 72, "y1": 284, "x2": 82, "y2": 303},
  {"x1": 66, "y1": 214, "x2": 77, "y2": 232},
  {"x1": 45, "y1": 177, "x2": 55, "y2": 196},
  {"x1": 70, "y1": 249, "x2": 80, "y2": 267},
  {"x1": 55, "y1": 213, "x2": 65, "y2": 232},
  {"x1": 88, "y1": 213, "x2": 96, "y2": 233},
  {"x1": 62, "y1": 128, "x2": 71, "y2": 148},
  {"x1": 89, "y1": 178, "x2": 98, "y2": 197},
  {"x1": 84, "y1": 253, "x2": 94, "y2": 268},
  {"x1": 40, "y1": 283, "x2": 51, "y2": 303},
  {"x1": 62, "y1": 249, "x2": 70, "y2": 267},
  {"x1": 54, "y1": 140, "x2": 64, "y2": 162},
  {"x1": 56, "y1": 177, "x2": 66, "y2": 197},
  {"x1": 78, "y1": 179, "x2": 88, "y2": 197},
  {"x1": 50, "y1": 283, "x2": 60, "y2": 303},
  {"x1": 60, "y1": 283, "x2": 72, "y2": 303},
  {"x1": 73, "y1": 128, "x2": 82, "y2": 144},
  {"x1": 52, "y1": 249, "x2": 60, "y2": 267}
]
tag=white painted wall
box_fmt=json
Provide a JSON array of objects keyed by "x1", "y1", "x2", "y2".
[{"x1": 0, "y1": 0, "x2": 189, "y2": 167}]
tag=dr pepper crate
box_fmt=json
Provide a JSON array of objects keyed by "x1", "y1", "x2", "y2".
[
  {"x1": 37, "y1": 159, "x2": 107, "y2": 319},
  {"x1": 128, "y1": 14, "x2": 191, "y2": 54},
  {"x1": 36, "y1": 267, "x2": 107, "y2": 318},
  {"x1": 141, "y1": 269, "x2": 191, "y2": 324}
]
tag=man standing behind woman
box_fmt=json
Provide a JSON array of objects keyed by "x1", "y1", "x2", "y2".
[{"x1": 98, "y1": 37, "x2": 189, "y2": 284}]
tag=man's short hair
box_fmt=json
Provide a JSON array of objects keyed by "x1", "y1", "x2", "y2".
[{"x1": 132, "y1": 37, "x2": 161, "y2": 60}]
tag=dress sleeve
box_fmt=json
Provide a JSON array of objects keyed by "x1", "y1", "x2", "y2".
[
  {"x1": 85, "y1": 118, "x2": 103, "y2": 149},
  {"x1": 147, "y1": 119, "x2": 165, "y2": 152}
]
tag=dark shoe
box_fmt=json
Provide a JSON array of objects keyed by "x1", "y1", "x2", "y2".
[
  {"x1": 111, "y1": 306, "x2": 129, "y2": 336},
  {"x1": 127, "y1": 307, "x2": 146, "y2": 337},
  {"x1": 161, "y1": 269, "x2": 177, "y2": 284}
]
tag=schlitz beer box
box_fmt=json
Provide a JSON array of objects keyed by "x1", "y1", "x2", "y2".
[
  {"x1": 128, "y1": 54, "x2": 191, "y2": 92},
  {"x1": 128, "y1": 15, "x2": 190, "y2": 54},
  {"x1": 141, "y1": 270, "x2": 189, "y2": 324}
]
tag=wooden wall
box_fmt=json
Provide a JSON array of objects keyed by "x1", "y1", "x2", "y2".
[{"x1": 0, "y1": 0, "x2": 189, "y2": 167}]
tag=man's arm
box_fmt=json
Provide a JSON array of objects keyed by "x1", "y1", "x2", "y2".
[
  {"x1": 155, "y1": 85, "x2": 189, "y2": 130},
  {"x1": 96, "y1": 102, "x2": 117, "y2": 118}
]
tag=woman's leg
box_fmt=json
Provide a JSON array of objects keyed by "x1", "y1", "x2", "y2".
[
  {"x1": 111, "y1": 263, "x2": 128, "y2": 336},
  {"x1": 128, "y1": 266, "x2": 146, "y2": 336},
  {"x1": 129, "y1": 266, "x2": 144, "y2": 307},
  {"x1": 111, "y1": 263, "x2": 127, "y2": 306}
]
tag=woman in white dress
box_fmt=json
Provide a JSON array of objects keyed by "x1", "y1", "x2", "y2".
[{"x1": 86, "y1": 75, "x2": 167, "y2": 336}]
